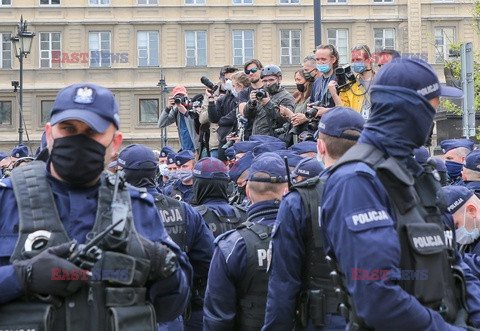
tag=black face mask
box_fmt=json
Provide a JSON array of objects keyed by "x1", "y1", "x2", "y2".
[
  {"x1": 237, "y1": 184, "x2": 246, "y2": 197},
  {"x1": 50, "y1": 135, "x2": 108, "y2": 186},
  {"x1": 296, "y1": 83, "x2": 306, "y2": 93}
]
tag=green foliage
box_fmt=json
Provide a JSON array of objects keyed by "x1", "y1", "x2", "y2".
[{"x1": 441, "y1": 98, "x2": 462, "y2": 115}]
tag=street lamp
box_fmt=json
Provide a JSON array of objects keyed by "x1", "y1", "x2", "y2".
[
  {"x1": 157, "y1": 73, "x2": 169, "y2": 147},
  {"x1": 11, "y1": 16, "x2": 35, "y2": 145}
]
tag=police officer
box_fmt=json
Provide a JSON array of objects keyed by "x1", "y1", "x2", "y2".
[
  {"x1": 291, "y1": 157, "x2": 323, "y2": 184},
  {"x1": 440, "y1": 138, "x2": 474, "y2": 185},
  {"x1": 191, "y1": 157, "x2": 243, "y2": 238},
  {"x1": 228, "y1": 151, "x2": 255, "y2": 214},
  {"x1": 320, "y1": 58, "x2": 478, "y2": 329},
  {"x1": 157, "y1": 145, "x2": 176, "y2": 189},
  {"x1": 289, "y1": 140, "x2": 318, "y2": 158},
  {"x1": 163, "y1": 150, "x2": 195, "y2": 203},
  {"x1": 114, "y1": 144, "x2": 215, "y2": 331},
  {"x1": 263, "y1": 106, "x2": 364, "y2": 330},
  {"x1": 204, "y1": 152, "x2": 289, "y2": 330},
  {"x1": 0, "y1": 83, "x2": 192, "y2": 330},
  {"x1": 462, "y1": 150, "x2": 480, "y2": 197},
  {"x1": 233, "y1": 140, "x2": 261, "y2": 160}
]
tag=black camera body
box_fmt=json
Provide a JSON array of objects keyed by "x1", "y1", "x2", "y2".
[
  {"x1": 174, "y1": 96, "x2": 189, "y2": 105},
  {"x1": 274, "y1": 122, "x2": 291, "y2": 136},
  {"x1": 335, "y1": 65, "x2": 356, "y2": 92},
  {"x1": 305, "y1": 100, "x2": 322, "y2": 120},
  {"x1": 255, "y1": 88, "x2": 267, "y2": 100}
]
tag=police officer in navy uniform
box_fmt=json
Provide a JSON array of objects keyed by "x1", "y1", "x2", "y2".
[
  {"x1": 0, "y1": 83, "x2": 192, "y2": 330},
  {"x1": 204, "y1": 152, "x2": 288, "y2": 330},
  {"x1": 191, "y1": 157, "x2": 243, "y2": 238},
  {"x1": 157, "y1": 145, "x2": 176, "y2": 189},
  {"x1": 462, "y1": 150, "x2": 480, "y2": 198},
  {"x1": 263, "y1": 106, "x2": 363, "y2": 330},
  {"x1": 228, "y1": 151, "x2": 255, "y2": 216},
  {"x1": 319, "y1": 58, "x2": 480, "y2": 329},
  {"x1": 440, "y1": 138, "x2": 474, "y2": 186},
  {"x1": 114, "y1": 144, "x2": 215, "y2": 331},
  {"x1": 163, "y1": 150, "x2": 195, "y2": 203}
]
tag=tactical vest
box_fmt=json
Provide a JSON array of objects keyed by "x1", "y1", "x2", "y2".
[
  {"x1": 236, "y1": 220, "x2": 273, "y2": 330},
  {"x1": 0, "y1": 161, "x2": 155, "y2": 331},
  {"x1": 290, "y1": 177, "x2": 341, "y2": 328},
  {"x1": 324, "y1": 144, "x2": 468, "y2": 329},
  {"x1": 195, "y1": 205, "x2": 243, "y2": 238},
  {"x1": 154, "y1": 194, "x2": 187, "y2": 252}
]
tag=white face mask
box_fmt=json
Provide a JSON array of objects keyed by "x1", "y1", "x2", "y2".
[
  {"x1": 456, "y1": 207, "x2": 480, "y2": 245},
  {"x1": 222, "y1": 79, "x2": 233, "y2": 91},
  {"x1": 232, "y1": 89, "x2": 239, "y2": 98},
  {"x1": 316, "y1": 146, "x2": 325, "y2": 169}
]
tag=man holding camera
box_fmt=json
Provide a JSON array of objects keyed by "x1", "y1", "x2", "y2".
[
  {"x1": 244, "y1": 65, "x2": 295, "y2": 137},
  {"x1": 310, "y1": 44, "x2": 339, "y2": 117},
  {"x1": 158, "y1": 86, "x2": 199, "y2": 153}
]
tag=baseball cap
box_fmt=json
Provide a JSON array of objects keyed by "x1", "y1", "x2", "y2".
[
  {"x1": 0, "y1": 152, "x2": 9, "y2": 162},
  {"x1": 172, "y1": 86, "x2": 187, "y2": 96},
  {"x1": 193, "y1": 157, "x2": 229, "y2": 181},
  {"x1": 442, "y1": 185, "x2": 474, "y2": 214},
  {"x1": 434, "y1": 157, "x2": 447, "y2": 173},
  {"x1": 160, "y1": 146, "x2": 175, "y2": 158},
  {"x1": 465, "y1": 150, "x2": 480, "y2": 172},
  {"x1": 249, "y1": 135, "x2": 283, "y2": 144},
  {"x1": 175, "y1": 150, "x2": 195, "y2": 166},
  {"x1": 375, "y1": 57, "x2": 463, "y2": 100},
  {"x1": 276, "y1": 150, "x2": 305, "y2": 168},
  {"x1": 233, "y1": 141, "x2": 261, "y2": 154},
  {"x1": 167, "y1": 153, "x2": 177, "y2": 165},
  {"x1": 291, "y1": 157, "x2": 324, "y2": 179},
  {"x1": 247, "y1": 152, "x2": 288, "y2": 183},
  {"x1": 440, "y1": 139, "x2": 474, "y2": 154},
  {"x1": 229, "y1": 151, "x2": 254, "y2": 182},
  {"x1": 225, "y1": 146, "x2": 236, "y2": 161},
  {"x1": 116, "y1": 144, "x2": 157, "y2": 170},
  {"x1": 50, "y1": 83, "x2": 120, "y2": 134},
  {"x1": 11, "y1": 144, "x2": 29, "y2": 158},
  {"x1": 252, "y1": 142, "x2": 286, "y2": 157},
  {"x1": 315, "y1": 106, "x2": 364, "y2": 140},
  {"x1": 289, "y1": 141, "x2": 317, "y2": 155},
  {"x1": 413, "y1": 146, "x2": 430, "y2": 163}
]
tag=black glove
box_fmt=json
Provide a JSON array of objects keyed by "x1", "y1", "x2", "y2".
[
  {"x1": 13, "y1": 241, "x2": 86, "y2": 297},
  {"x1": 139, "y1": 236, "x2": 178, "y2": 281}
]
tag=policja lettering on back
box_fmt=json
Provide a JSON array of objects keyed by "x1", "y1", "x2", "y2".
[{"x1": 351, "y1": 210, "x2": 389, "y2": 226}]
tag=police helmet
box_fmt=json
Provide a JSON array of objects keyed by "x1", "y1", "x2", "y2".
[{"x1": 260, "y1": 65, "x2": 282, "y2": 79}]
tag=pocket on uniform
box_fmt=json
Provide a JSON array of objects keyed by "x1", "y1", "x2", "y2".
[{"x1": 107, "y1": 304, "x2": 156, "y2": 331}]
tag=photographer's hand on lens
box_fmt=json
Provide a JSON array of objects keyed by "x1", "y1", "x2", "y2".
[
  {"x1": 13, "y1": 241, "x2": 87, "y2": 297},
  {"x1": 260, "y1": 92, "x2": 270, "y2": 106},
  {"x1": 291, "y1": 113, "x2": 308, "y2": 126},
  {"x1": 139, "y1": 236, "x2": 178, "y2": 281},
  {"x1": 278, "y1": 105, "x2": 294, "y2": 119},
  {"x1": 177, "y1": 103, "x2": 188, "y2": 115},
  {"x1": 167, "y1": 97, "x2": 175, "y2": 110},
  {"x1": 312, "y1": 106, "x2": 330, "y2": 118}
]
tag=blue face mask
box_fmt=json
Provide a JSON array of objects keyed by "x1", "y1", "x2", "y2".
[
  {"x1": 316, "y1": 63, "x2": 331, "y2": 74},
  {"x1": 456, "y1": 207, "x2": 480, "y2": 245},
  {"x1": 352, "y1": 62, "x2": 366, "y2": 74},
  {"x1": 445, "y1": 160, "x2": 463, "y2": 179}
]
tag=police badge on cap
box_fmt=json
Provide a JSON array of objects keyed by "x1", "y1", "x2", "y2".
[{"x1": 74, "y1": 87, "x2": 95, "y2": 104}]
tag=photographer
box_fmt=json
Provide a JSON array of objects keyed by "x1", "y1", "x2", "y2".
[
  {"x1": 310, "y1": 44, "x2": 339, "y2": 117},
  {"x1": 158, "y1": 86, "x2": 199, "y2": 153},
  {"x1": 328, "y1": 44, "x2": 375, "y2": 119},
  {"x1": 243, "y1": 65, "x2": 295, "y2": 138},
  {"x1": 206, "y1": 65, "x2": 239, "y2": 161}
]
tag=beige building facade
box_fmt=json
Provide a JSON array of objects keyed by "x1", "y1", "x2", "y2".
[{"x1": 0, "y1": 0, "x2": 477, "y2": 152}]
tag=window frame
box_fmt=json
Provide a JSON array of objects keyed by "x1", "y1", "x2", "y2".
[
  {"x1": 89, "y1": 0, "x2": 110, "y2": 6},
  {"x1": 232, "y1": 0, "x2": 253, "y2": 5},
  {"x1": 0, "y1": 100, "x2": 12, "y2": 126},
  {"x1": 326, "y1": 0, "x2": 347, "y2": 4},
  {"x1": 185, "y1": 30, "x2": 207, "y2": 67},
  {"x1": 89, "y1": 31, "x2": 112, "y2": 68},
  {"x1": 0, "y1": 0, "x2": 12, "y2": 6},
  {"x1": 327, "y1": 28, "x2": 349, "y2": 65},
  {"x1": 139, "y1": 98, "x2": 159, "y2": 124},
  {"x1": 0, "y1": 33, "x2": 12, "y2": 69},
  {"x1": 280, "y1": 29, "x2": 301, "y2": 66},
  {"x1": 232, "y1": 30, "x2": 254, "y2": 66},
  {"x1": 137, "y1": 31, "x2": 159, "y2": 67},
  {"x1": 373, "y1": 28, "x2": 396, "y2": 53},
  {"x1": 184, "y1": 0, "x2": 205, "y2": 5},
  {"x1": 39, "y1": 32, "x2": 62, "y2": 69},
  {"x1": 137, "y1": 0, "x2": 158, "y2": 4},
  {"x1": 40, "y1": 0, "x2": 60, "y2": 5},
  {"x1": 279, "y1": 0, "x2": 300, "y2": 4},
  {"x1": 434, "y1": 26, "x2": 456, "y2": 63},
  {"x1": 40, "y1": 100, "x2": 55, "y2": 125}
]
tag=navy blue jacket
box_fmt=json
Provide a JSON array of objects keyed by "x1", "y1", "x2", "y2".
[
  {"x1": 163, "y1": 180, "x2": 194, "y2": 203},
  {"x1": 263, "y1": 178, "x2": 346, "y2": 331},
  {"x1": 203, "y1": 200, "x2": 279, "y2": 330},
  {"x1": 0, "y1": 171, "x2": 192, "y2": 323},
  {"x1": 465, "y1": 180, "x2": 480, "y2": 197}
]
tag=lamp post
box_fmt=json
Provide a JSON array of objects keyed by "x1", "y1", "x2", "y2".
[
  {"x1": 10, "y1": 16, "x2": 35, "y2": 145},
  {"x1": 157, "y1": 72, "x2": 169, "y2": 148}
]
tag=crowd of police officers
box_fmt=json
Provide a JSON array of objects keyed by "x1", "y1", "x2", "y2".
[{"x1": 2, "y1": 43, "x2": 480, "y2": 331}]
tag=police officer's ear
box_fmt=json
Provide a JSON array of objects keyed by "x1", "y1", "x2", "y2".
[
  {"x1": 110, "y1": 131, "x2": 123, "y2": 156},
  {"x1": 45, "y1": 122, "x2": 54, "y2": 151},
  {"x1": 246, "y1": 182, "x2": 252, "y2": 202},
  {"x1": 466, "y1": 203, "x2": 478, "y2": 220},
  {"x1": 316, "y1": 138, "x2": 326, "y2": 157}
]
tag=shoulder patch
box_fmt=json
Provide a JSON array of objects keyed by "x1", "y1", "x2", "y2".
[
  {"x1": 353, "y1": 162, "x2": 376, "y2": 176},
  {"x1": 129, "y1": 188, "x2": 154, "y2": 205},
  {"x1": 345, "y1": 208, "x2": 393, "y2": 232},
  {"x1": 0, "y1": 178, "x2": 12, "y2": 189}
]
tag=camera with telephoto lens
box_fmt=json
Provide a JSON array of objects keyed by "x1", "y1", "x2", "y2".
[
  {"x1": 274, "y1": 122, "x2": 291, "y2": 136},
  {"x1": 305, "y1": 100, "x2": 322, "y2": 120},
  {"x1": 222, "y1": 134, "x2": 237, "y2": 150},
  {"x1": 335, "y1": 65, "x2": 356, "y2": 92},
  {"x1": 174, "y1": 96, "x2": 190, "y2": 105},
  {"x1": 255, "y1": 88, "x2": 267, "y2": 100}
]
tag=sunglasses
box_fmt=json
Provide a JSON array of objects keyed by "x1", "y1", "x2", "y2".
[{"x1": 245, "y1": 67, "x2": 259, "y2": 75}]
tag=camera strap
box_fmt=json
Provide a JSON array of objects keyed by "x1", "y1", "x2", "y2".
[{"x1": 318, "y1": 75, "x2": 332, "y2": 106}]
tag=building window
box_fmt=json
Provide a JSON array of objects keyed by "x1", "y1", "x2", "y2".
[
  {"x1": 138, "y1": 0, "x2": 157, "y2": 4},
  {"x1": 89, "y1": 32, "x2": 111, "y2": 68},
  {"x1": 373, "y1": 0, "x2": 392, "y2": 3},
  {"x1": 39, "y1": 32, "x2": 61, "y2": 68},
  {"x1": 373, "y1": 28, "x2": 395, "y2": 53},
  {"x1": 139, "y1": 99, "x2": 159, "y2": 123},
  {"x1": 327, "y1": 0, "x2": 347, "y2": 3},
  {"x1": 1, "y1": 33, "x2": 11, "y2": 69},
  {"x1": 41, "y1": 100, "x2": 54, "y2": 125},
  {"x1": 233, "y1": 30, "x2": 254, "y2": 66},
  {"x1": 89, "y1": 0, "x2": 110, "y2": 5},
  {"x1": 1, "y1": 0, "x2": 12, "y2": 5},
  {"x1": 138, "y1": 31, "x2": 159, "y2": 67},
  {"x1": 185, "y1": 31, "x2": 206, "y2": 67},
  {"x1": 185, "y1": 0, "x2": 204, "y2": 5},
  {"x1": 40, "y1": 0, "x2": 60, "y2": 4},
  {"x1": 0, "y1": 101, "x2": 11, "y2": 125},
  {"x1": 280, "y1": 0, "x2": 299, "y2": 3},
  {"x1": 435, "y1": 27, "x2": 455, "y2": 63},
  {"x1": 280, "y1": 30, "x2": 301, "y2": 65},
  {"x1": 327, "y1": 29, "x2": 349, "y2": 65},
  {"x1": 233, "y1": 0, "x2": 252, "y2": 4}
]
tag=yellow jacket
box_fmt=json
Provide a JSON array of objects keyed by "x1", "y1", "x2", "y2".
[{"x1": 339, "y1": 82, "x2": 366, "y2": 113}]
